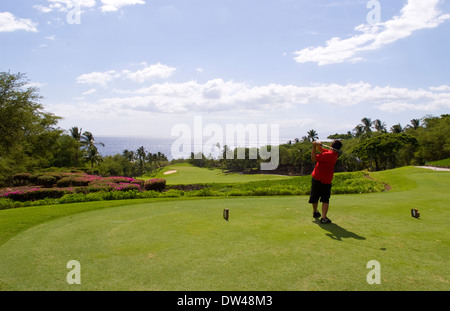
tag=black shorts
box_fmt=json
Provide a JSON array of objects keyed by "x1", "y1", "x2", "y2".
[{"x1": 308, "y1": 178, "x2": 332, "y2": 204}]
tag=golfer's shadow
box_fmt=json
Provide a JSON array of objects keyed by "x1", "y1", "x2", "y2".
[{"x1": 313, "y1": 219, "x2": 366, "y2": 241}]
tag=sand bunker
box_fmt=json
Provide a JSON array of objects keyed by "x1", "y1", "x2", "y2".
[{"x1": 164, "y1": 170, "x2": 177, "y2": 175}]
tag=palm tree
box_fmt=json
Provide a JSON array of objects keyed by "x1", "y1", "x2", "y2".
[
  {"x1": 69, "y1": 126, "x2": 82, "y2": 165},
  {"x1": 359, "y1": 117, "x2": 373, "y2": 136},
  {"x1": 69, "y1": 126, "x2": 82, "y2": 141},
  {"x1": 410, "y1": 119, "x2": 421, "y2": 129},
  {"x1": 307, "y1": 129, "x2": 319, "y2": 142},
  {"x1": 136, "y1": 146, "x2": 146, "y2": 174},
  {"x1": 390, "y1": 123, "x2": 403, "y2": 133},
  {"x1": 85, "y1": 146, "x2": 102, "y2": 168},
  {"x1": 372, "y1": 119, "x2": 387, "y2": 133},
  {"x1": 353, "y1": 125, "x2": 365, "y2": 138},
  {"x1": 81, "y1": 131, "x2": 104, "y2": 150},
  {"x1": 123, "y1": 149, "x2": 135, "y2": 162},
  {"x1": 80, "y1": 131, "x2": 104, "y2": 168}
]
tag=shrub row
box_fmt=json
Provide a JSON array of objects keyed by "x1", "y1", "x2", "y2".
[
  {"x1": 11, "y1": 172, "x2": 146, "y2": 189},
  {"x1": 0, "y1": 189, "x2": 180, "y2": 209},
  {"x1": 144, "y1": 179, "x2": 166, "y2": 192},
  {"x1": 1, "y1": 188, "x2": 73, "y2": 202},
  {"x1": 1, "y1": 176, "x2": 166, "y2": 203}
]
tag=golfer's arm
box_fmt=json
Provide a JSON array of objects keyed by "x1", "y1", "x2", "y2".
[{"x1": 311, "y1": 145, "x2": 317, "y2": 162}]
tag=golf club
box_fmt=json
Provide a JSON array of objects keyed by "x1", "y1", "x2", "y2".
[
  {"x1": 320, "y1": 143, "x2": 343, "y2": 155},
  {"x1": 320, "y1": 143, "x2": 363, "y2": 164}
]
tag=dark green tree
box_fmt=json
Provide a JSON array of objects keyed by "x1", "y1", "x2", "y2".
[
  {"x1": 352, "y1": 133, "x2": 418, "y2": 171},
  {"x1": 0, "y1": 72, "x2": 62, "y2": 184}
]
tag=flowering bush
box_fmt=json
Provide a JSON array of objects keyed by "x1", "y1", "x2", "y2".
[
  {"x1": 115, "y1": 182, "x2": 141, "y2": 192},
  {"x1": 1, "y1": 187, "x2": 73, "y2": 202},
  {"x1": 104, "y1": 176, "x2": 135, "y2": 183},
  {"x1": 2, "y1": 172, "x2": 163, "y2": 204}
]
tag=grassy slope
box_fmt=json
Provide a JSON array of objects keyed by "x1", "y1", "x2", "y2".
[
  {"x1": 0, "y1": 167, "x2": 448, "y2": 290},
  {"x1": 148, "y1": 163, "x2": 292, "y2": 184},
  {"x1": 426, "y1": 158, "x2": 450, "y2": 168}
]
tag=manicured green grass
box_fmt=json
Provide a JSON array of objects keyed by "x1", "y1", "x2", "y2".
[
  {"x1": 426, "y1": 158, "x2": 450, "y2": 168},
  {"x1": 0, "y1": 167, "x2": 448, "y2": 290},
  {"x1": 148, "y1": 163, "x2": 292, "y2": 184}
]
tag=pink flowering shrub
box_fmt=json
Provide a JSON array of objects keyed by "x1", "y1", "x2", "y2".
[
  {"x1": 115, "y1": 183, "x2": 141, "y2": 192},
  {"x1": 56, "y1": 174, "x2": 102, "y2": 187},
  {"x1": 1, "y1": 187, "x2": 73, "y2": 202},
  {"x1": 1, "y1": 172, "x2": 157, "y2": 203}
]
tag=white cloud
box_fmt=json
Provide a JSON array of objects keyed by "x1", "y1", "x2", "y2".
[
  {"x1": 102, "y1": 80, "x2": 450, "y2": 114},
  {"x1": 50, "y1": 79, "x2": 450, "y2": 139},
  {"x1": 429, "y1": 85, "x2": 450, "y2": 91},
  {"x1": 76, "y1": 70, "x2": 121, "y2": 87},
  {"x1": 122, "y1": 63, "x2": 176, "y2": 83},
  {"x1": 103, "y1": 79, "x2": 298, "y2": 114},
  {"x1": 294, "y1": 0, "x2": 450, "y2": 65},
  {"x1": 0, "y1": 12, "x2": 38, "y2": 32},
  {"x1": 26, "y1": 82, "x2": 48, "y2": 88},
  {"x1": 100, "y1": 0, "x2": 146, "y2": 13},
  {"x1": 34, "y1": 5, "x2": 54, "y2": 13},
  {"x1": 378, "y1": 102, "x2": 441, "y2": 113},
  {"x1": 77, "y1": 63, "x2": 175, "y2": 87},
  {"x1": 34, "y1": 0, "x2": 97, "y2": 13},
  {"x1": 82, "y1": 88, "x2": 97, "y2": 95},
  {"x1": 34, "y1": 0, "x2": 143, "y2": 13},
  {"x1": 275, "y1": 118, "x2": 316, "y2": 128}
]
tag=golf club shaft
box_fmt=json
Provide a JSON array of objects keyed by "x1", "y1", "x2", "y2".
[
  {"x1": 319, "y1": 143, "x2": 362, "y2": 164},
  {"x1": 320, "y1": 143, "x2": 343, "y2": 154}
]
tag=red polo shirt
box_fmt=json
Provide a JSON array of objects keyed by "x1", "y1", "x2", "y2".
[{"x1": 311, "y1": 149, "x2": 339, "y2": 184}]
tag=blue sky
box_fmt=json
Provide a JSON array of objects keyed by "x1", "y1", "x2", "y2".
[{"x1": 1, "y1": 0, "x2": 450, "y2": 142}]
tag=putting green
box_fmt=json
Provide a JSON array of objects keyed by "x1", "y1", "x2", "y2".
[{"x1": 0, "y1": 167, "x2": 448, "y2": 290}]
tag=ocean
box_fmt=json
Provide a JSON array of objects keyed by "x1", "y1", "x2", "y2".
[
  {"x1": 96, "y1": 136, "x2": 289, "y2": 161},
  {"x1": 96, "y1": 136, "x2": 176, "y2": 159}
]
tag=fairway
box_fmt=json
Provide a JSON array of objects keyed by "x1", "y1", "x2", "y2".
[
  {"x1": 150, "y1": 163, "x2": 292, "y2": 184},
  {"x1": 0, "y1": 167, "x2": 449, "y2": 290}
]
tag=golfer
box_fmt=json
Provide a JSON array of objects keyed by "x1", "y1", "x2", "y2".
[{"x1": 309, "y1": 139, "x2": 342, "y2": 224}]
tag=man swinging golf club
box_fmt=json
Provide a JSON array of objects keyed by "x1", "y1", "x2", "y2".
[{"x1": 309, "y1": 139, "x2": 342, "y2": 224}]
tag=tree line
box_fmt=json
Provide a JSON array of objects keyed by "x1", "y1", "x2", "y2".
[
  {"x1": 0, "y1": 72, "x2": 168, "y2": 186},
  {"x1": 1, "y1": 72, "x2": 448, "y2": 186},
  {"x1": 187, "y1": 115, "x2": 450, "y2": 174}
]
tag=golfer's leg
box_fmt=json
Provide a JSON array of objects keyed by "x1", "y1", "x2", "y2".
[
  {"x1": 321, "y1": 183, "x2": 332, "y2": 220},
  {"x1": 312, "y1": 202, "x2": 319, "y2": 212},
  {"x1": 321, "y1": 202, "x2": 329, "y2": 219},
  {"x1": 309, "y1": 178, "x2": 320, "y2": 213}
]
